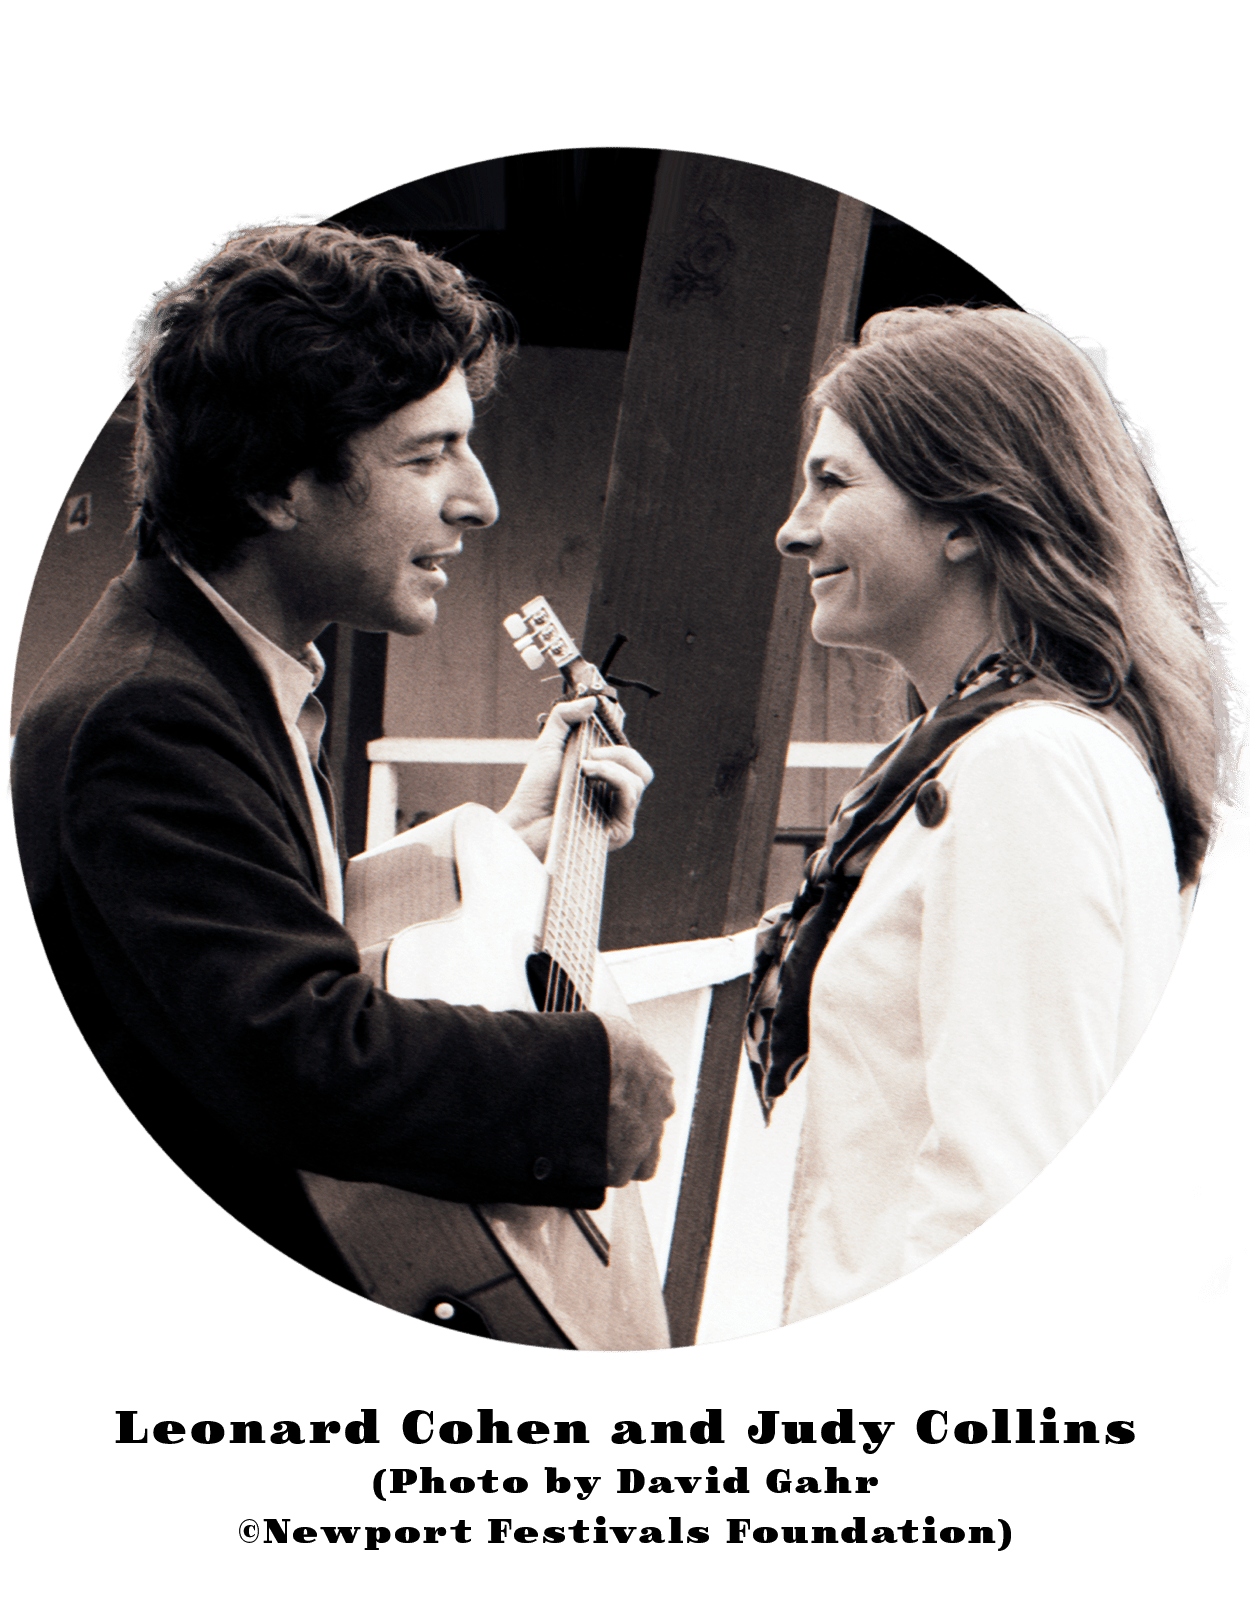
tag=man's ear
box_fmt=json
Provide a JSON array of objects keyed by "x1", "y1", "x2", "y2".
[
  {"x1": 943, "y1": 523, "x2": 982, "y2": 565},
  {"x1": 245, "y1": 488, "x2": 299, "y2": 532}
]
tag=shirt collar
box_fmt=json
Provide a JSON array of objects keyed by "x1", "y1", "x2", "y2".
[{"x1": 179, "y1": 563, "x2": 325, "y2": 730}]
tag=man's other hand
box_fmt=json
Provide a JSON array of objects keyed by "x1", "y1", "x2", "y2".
[{"x1": 599, "y1": 1015, "x2": 676, "y2": 1187}]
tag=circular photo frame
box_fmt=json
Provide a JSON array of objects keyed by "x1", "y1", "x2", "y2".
[{"x1": 9, "y1": 148, "x2": 1223, "y2": 1350}]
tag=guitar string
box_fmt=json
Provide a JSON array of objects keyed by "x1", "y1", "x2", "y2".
[
  {"x1": 571, "y1": 720, "x2": 611, "y2": 999},
  {"x1": 563, "y1": 724, "x2": 598, "y2": 1003},
  {"x1": 575, "y1": 732, "x2": 610, "y2": 997},
  {"x1": 544, "y1": 720, "x2": 589, "y2": 1012},
  {"x1": 564, "y1": 765, "x2": 605, "y2": 1005},
  {"x1": 551, "y1": 760, "x2": 601, "y2": 1010},
  {"x1": 542, "y1": 714, "x2": 612, "y2": 1014},
  {"x1": 548, "y1": 719, "x2": 590, "y2": 1011}
]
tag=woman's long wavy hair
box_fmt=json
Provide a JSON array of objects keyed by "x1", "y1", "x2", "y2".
[{"x1": 814, "y1": 306, "x2": 1216, "y2": 885}]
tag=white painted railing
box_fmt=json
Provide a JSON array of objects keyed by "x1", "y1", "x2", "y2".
[
  {"x1": 364, "y1": 735, "x2": 880, "y2": 847},
  {"x1": 599, "y1": 929, "x2": 804, "y2": 1341}
]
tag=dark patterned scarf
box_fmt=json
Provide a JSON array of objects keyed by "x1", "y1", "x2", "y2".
[{"x1": 745, "y1": 656, "x2": 1081, "y2": 1119}]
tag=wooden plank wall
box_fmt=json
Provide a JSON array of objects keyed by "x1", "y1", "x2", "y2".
[{"x1": 12, "y1": 403, "x2": 137, "y2": 731}]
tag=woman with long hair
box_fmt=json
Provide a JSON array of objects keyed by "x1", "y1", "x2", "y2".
[{"x1": 745, "y1": 306, "x2": 1217, "y2": 1320}]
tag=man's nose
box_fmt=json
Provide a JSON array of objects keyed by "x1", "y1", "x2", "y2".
[{"x1": 446, "y1": 452, "x2": 499, "y2": 528}]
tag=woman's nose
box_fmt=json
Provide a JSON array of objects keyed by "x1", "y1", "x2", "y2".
[{"x1": 776, "y1": 495, "x2": 818, "y2": 557}]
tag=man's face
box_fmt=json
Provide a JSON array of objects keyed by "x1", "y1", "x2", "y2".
[{"x1": 277, "y1": 368, "x2": 498, "y2": 642}]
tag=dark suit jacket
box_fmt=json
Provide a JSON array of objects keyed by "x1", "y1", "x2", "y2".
[{"x1": 13, "y1": 556, "x2": 610, "y2": 1290}]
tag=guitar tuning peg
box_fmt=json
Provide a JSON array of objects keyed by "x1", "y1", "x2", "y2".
[
  {"x1": 502, "y1": 613, "x2": 528, "y2": 639},
  {"x1": 520, "y1": 645, "x2": 545, "y2": 671}
]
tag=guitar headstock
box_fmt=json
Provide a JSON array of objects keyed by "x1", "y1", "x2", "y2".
[
  {"x1": 502, "y1": 596, "x2": 583, "y2": 675},
  {"x1": 502, "y1": 596, "x2": 625, "y2": 741}
]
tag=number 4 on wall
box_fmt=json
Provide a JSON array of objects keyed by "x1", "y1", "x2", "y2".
[{"x1": 66, "y1": 493, "x2": 91, "y2": 531}]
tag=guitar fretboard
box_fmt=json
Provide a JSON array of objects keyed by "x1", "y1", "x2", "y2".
[{"x1": 538, "y1": 713, "x2": 614, "y2": 1011}]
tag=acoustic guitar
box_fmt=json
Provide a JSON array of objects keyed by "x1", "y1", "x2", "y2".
[{"x1": 301, "y1": 598, "x2": 671, "y2": 1350}]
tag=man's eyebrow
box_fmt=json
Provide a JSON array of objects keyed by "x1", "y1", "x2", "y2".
[{"x1": 395, "y1": 426, "x2": 469, "y2": 451}]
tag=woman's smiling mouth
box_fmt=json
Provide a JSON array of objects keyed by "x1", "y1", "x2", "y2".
[{"x1": 810, "y1": 566, "x2": 849, "y2": 596}]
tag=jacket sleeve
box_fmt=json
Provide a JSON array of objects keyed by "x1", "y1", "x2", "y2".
[{"x1": 59, "y1": 675, "x2": 610, "y2": 1208}]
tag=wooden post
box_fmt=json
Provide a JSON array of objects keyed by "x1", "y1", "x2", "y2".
[
  {"x1": 584, "y1": 155, "x2": 870, "y2": 947},
  {"x1": 581, "y1": 154, "x2": 872, "y2": 1343}
]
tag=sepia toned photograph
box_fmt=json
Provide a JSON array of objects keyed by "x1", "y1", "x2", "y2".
[{"x1": 9, "y1": 147, "x2": 1225, "y2": 1355}]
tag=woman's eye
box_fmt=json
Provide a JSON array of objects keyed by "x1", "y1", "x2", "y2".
[{"x1": 816, "y1": 472, "x2": 846, "y2": 491}]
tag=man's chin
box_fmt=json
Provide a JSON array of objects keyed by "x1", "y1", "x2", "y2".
[{"x1": 385, "y1": 601, "x2": 438, "y2": 637}]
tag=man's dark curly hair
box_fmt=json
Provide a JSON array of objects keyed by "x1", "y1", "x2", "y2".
[{"x1": 130, "y1": 223, "x2": 514, "y2": 571}]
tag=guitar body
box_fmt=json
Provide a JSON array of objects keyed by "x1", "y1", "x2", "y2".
[{"x1": 302, "y1": 804, "x2": 671, "y2": 1351}]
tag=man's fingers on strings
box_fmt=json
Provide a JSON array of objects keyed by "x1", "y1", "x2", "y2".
[
  {"x1": 580, "y1": 759, "x2": 647, "y2": 845},
  {"x1": 537, "y1": 695, "x2": 601, "y2": 744},
  {"x1": 587, "y1": 744, "x2": 653, "y2": 786}
]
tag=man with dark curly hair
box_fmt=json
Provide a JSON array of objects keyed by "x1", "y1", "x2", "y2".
[{"x1": 12, "y1": 224, "x2": 673, "y2": 1340}]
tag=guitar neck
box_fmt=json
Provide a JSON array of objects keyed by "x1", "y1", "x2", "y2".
[
  {"x1": 539, "y1": 711, "x2": 615, "y2": 1010},
  {"x1": 503, "y1": 596, "x2": 628, "y2": 1014}
]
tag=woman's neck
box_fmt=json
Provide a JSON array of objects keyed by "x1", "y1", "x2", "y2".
[{"x1": 901, "y1": 628, "x2": 1002, "y2": 711}]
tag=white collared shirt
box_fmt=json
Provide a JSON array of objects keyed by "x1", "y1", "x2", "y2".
[{"x1": 180, "y1": 565, "x2": 345, "y2": 922}]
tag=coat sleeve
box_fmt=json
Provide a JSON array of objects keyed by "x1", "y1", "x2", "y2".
[
  {"x1": 59, "y1": 675, "x2": 610, "y2": 1208},
  {"x1": 903, "y1": 713, "x2": 1158, "y2": 1271}
]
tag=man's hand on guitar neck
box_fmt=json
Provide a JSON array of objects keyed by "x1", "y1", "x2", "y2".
[
  {"x1": 499, "y1": 697, "x2": 654, "y2": 858},
  {"x1": 601, "y1": 1016, "x2": 677, "y2": 1186}
]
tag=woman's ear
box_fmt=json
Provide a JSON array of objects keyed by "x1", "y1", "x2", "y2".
[
  {"x1": 245, "y1": 488, "x2": 299, "y2": 531},
  {"x1": 942, "y1": 523, "x2": 982, "y2": 565}
]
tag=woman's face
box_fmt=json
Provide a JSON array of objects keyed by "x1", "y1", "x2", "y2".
[{"x1": 777, "y1": 409, "x2": 970, "y2": 664}]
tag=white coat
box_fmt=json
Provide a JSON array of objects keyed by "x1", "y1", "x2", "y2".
[{"x1": 784, "y1": 702, "x2": 1186, "y2": 1321}]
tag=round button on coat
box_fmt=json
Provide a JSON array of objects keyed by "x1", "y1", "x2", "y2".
[
  {"x1": 533, "y1": 1156, "x2": 553, "y2": 1180},
  {"x1": 914, "y1": 779, "x2": 949, "y2": 829}
]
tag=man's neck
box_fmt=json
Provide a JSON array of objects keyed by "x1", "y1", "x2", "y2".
[{"x1": 197, "y1": 555, "x2": 320, "y2": 660}]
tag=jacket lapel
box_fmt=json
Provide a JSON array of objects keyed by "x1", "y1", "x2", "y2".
[{"x1": 118, "y1": 557, "x2": 327, "y2": 895}]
